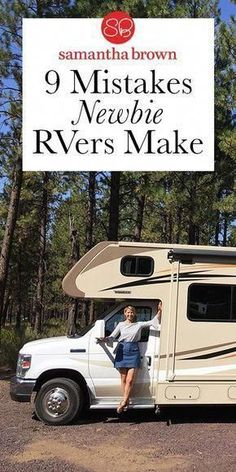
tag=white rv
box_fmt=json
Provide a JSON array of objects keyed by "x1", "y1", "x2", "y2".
[{"x1": 11, "y1": 241, "x2": 236, "y2": 425}]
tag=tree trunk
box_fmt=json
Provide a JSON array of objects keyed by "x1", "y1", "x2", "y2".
[
  {"x1": 134, "y1": 175, "x2": 148, "y2": 242},
  {"x1": 67, "y1": 299, "x2": 78, "y2": 336},
  {"x1": 34, "y1": 173, "x2": 48, "y2": 334},
  {"x1": 1, "y1": 292, "x2": 11, "y2": 327},
  {"x1": 188, "y1": 223, "x2": 196, "y2": 245},
  {"x1": 16, "y1": 242, "x2": 22, "y2": 330},
  {"x1": 223, "y1": 214, "x2": 228, "y2": 246},
  {"x1": 0, "y1": 151, "x2": 22, "y2": 327},
  {"x1": 168, "y1": 215, "x2": 173, "y2": 244},
  {"x1": 67, "y1": 215, "x2": 80, "y2": 336},
  {"x1": 82, "y1": 173, "x2": 96, "y2": 328},
  {"x1": 88, "y1": 300, "x2": 95, "y2": 324},
  {"x1": 175, "y1": 208, "x2": 182, "y2": 244},
  {"x1": 8, "y1": 300, "x2": 13, "y2": 325},
  {"x1": 108, "y1": 172, "x2": 120, "y2": 240},
  {"x1": 188, "y1": 178, "x2": 197, "y2": 245},
  {"x1": 134, "y1": 195, "x2": 145, "y2": 241},
  {"x1": 85, "y1": 172, "x2": 96, "y2": 251},
  {"x1": 83, "y1": 300, "x2": 91, "y2": 326},
  {"x1": 215, "y1": 211, "x2": 220, "y2": 246}
]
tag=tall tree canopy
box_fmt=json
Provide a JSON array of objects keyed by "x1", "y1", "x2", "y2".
[{"x1": 0, "y1": 0, "x2": 235, "y2": 330}]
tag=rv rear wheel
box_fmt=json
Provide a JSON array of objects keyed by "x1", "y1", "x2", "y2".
[{"x1": 34, "y1": 377, "x2": 83, "y2": 425}]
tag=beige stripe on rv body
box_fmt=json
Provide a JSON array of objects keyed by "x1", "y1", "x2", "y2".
[{"x1": 159, "y1": 340, "x2": 236, "y2": 359}]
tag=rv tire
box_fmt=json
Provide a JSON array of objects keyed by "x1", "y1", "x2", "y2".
[{"x1": 34, "y1": 377, "x2": 83, "y2": 425}]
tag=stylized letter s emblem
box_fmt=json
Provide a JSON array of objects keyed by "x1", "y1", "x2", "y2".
[{"x1": 101, "y1": 11, "x2": 135, "y2": 44}]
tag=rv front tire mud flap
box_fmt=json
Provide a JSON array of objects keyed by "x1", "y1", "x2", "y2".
[{"x1": 34, "y1": 377, "x2": 84, "y2": 425}]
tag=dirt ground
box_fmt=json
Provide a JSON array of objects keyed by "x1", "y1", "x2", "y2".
[{"x1": 1, "y1": 374, "x2": 236, "y2": 472}]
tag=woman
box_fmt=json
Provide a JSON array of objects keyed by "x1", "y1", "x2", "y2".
[{"x1": 98, "y1": 301, "x2": 162, "y2": 413}]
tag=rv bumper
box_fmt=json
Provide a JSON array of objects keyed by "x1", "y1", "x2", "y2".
[{"x1": 10, "y1": 376, "x2": 36, "y2": 402}]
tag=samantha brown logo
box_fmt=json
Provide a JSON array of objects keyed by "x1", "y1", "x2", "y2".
[{"x1": 101, "y1": 11, "x2": 135, "y2": 44}]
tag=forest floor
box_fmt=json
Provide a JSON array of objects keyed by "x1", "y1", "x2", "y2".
[{"x1": 1, "y1": 375, "x2": 236, "y2": 472}]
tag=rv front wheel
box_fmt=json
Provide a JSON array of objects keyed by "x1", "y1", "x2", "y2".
[{"x1": 34, "y1": 377, "x2": 83, "y2": 425}]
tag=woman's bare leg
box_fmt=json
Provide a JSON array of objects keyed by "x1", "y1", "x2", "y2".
[
  {"x1": 119, "y1": 368, "x2": 128, "y2": 395},
  {"x1": 123, "y1": 368, "x2": 137, "y2": 405}
]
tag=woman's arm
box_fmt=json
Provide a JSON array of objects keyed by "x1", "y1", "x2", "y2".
[
  {"x1": 139, "y1": 301, "x2": 162, "y2": 328},
  {"x1": 96, "y1": 322, "x2": 121, "y2": 342},
  {"x1": 106, "y1": 322, "x2": 121, "y2": 341},
  {"x1": 157, "y1": 300, "x2": 162, "y2": 323}
]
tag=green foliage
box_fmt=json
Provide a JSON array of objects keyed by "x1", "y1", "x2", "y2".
[
  {"x1": 0, "y1": 319, "x2": 68, "y2": 369},
  {"x1": 0, "y1": 326, "x2": 34, "y2": 369}
]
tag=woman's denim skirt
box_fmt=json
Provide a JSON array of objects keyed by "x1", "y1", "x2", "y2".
[{"x1": 114, "y1": 341, "x2": 141, "y2": 369}]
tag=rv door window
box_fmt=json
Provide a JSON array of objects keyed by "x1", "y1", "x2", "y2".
[
  {"x1": 105, "y1": 306, "x2": 152, "y2": 342},
  {"x1": 188, "y1": 284, "x2": 236, "y2": 321},
  {"x1": 121, "y1": 256, "x2": 154, "y2": 277}
]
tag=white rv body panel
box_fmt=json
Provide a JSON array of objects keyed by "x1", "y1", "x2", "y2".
[{"x1": 88, "y1": 301, "x2": 160, "y2": 406}]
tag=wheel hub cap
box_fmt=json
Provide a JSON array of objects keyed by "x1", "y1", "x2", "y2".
[{"x1": 44, "y1": 387, "x2": 70, "y2": 418}]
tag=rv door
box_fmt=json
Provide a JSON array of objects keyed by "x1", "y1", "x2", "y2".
[{"x1": 88, "y1": 301, "x2": 160, "y2": 406}]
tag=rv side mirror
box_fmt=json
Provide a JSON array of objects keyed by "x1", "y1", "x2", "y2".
[{"x1": 94, "y1": 319, "x2": 105, "y2": 339}]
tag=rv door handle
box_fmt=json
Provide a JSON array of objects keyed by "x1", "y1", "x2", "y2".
[{"x1": 146, "y1": 356, "x2": 152, "y2": 367}]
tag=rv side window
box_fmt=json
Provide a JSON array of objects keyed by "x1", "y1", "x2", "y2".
[
  {"x1": 188, "y1": 284, "x2": 236, "y2": 321},
  {"x1": 105, "y1": 306, "x2": 152, "y2": 342},
  {"x1": 121, "y1": 256, "x2": 154, "y2": 277}
]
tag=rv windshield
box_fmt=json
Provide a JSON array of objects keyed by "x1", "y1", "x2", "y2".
[
  {"x1": 76, "y1": 303, "x2": 118, "y2": 337},
  {"x1": 77, "y1": 322, "x2": 95, "y2": 337}
]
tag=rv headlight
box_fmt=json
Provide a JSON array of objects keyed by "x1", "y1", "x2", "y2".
[{"x1": 16, "y1": 354, "x2": 32, "y2": 378}]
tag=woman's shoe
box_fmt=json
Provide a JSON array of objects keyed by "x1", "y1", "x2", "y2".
[
  {"x1": 123, "y1": 400, "x2": 130, "y2": 412},
  {"x1": 117, "y1": 400, "x2": 128, "y2": 414}
]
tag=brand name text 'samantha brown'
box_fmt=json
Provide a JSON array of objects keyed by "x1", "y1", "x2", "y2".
[{"x1": 58, "y1": 47, "x2": 177, "y2": 61}]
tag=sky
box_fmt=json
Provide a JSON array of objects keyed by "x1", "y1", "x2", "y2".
[{"x1": 219, "y1": 0, "x2": 235, "y2": 21}]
